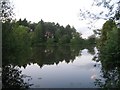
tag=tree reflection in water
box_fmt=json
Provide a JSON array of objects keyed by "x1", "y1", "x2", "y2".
[
  {"x1": 31, "y1": 46, "x2": 83, "y2": 67},
  {"x1": 2, "y1": 44, "x2": 96, "y2": 89},
  {"x1": 94, "y1": 52, "x2": 120, "y2": 89}
]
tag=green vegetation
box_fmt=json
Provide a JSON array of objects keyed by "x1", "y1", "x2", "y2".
[
  {"x1": 94, "y1": 19, "x2": 120, "y2": 89},
  {"x1": 2, "y1": 65, "x2": 31, "y2": 89},
  {"x1": 3, "y1": 18, "x2": 95, "y2": 48},
  {"x1": 95, "y1": 19, "x2": 120, "y2": 63},
  {"x1": 32, "y1": 20, "x2": 84, "y2": 45},
  {"x1": 3, "y1": 0, "x2": 120, "y2": 89},
  {"x1": 2, "y1": 18, "x2": 96, "y2": 67}
]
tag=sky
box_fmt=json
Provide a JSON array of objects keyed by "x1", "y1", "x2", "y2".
[{"x1": 11, "y1": 0, "x2": 106, "y2": 38}]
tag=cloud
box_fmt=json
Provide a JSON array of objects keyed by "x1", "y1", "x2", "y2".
[{"x1": 77, "y1": 27, "x2": 94, "y2": 38}]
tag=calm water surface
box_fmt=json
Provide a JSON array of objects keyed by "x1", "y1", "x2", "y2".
[
  {"x1": 3, "y1": 46, "x2": 120, "y2": 89},
  {"x1": 19, "y1": 47, "x2": 101, "y2": 88}
]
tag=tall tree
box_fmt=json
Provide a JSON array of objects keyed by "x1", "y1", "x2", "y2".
[
  {"x1": 33, "y1": 20, "x2": 45, "y2": 44},
  {"x1": 100, "y1": 19, "x2": 116, "y2": 46}
]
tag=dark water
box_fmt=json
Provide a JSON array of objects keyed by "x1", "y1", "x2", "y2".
[{"x1": 2, "y1": 45, "x2": 120, "y2": 89}]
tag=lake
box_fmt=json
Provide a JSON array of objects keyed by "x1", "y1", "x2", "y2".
[
  {"x1": 20, "y1": 47, "x2": 101, "y2": 88},
  {"x1": 2, "y1": 46, "x2": 104, "y2": 88},
  {"x1": 2, "y1": 42, "x2": 120, "y2": 89}
]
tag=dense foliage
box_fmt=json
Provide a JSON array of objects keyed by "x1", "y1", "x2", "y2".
[
  {"x1": 94, "y1": 19, "x2": 120, "y2": 89},
  {"x1": 3, "y1": 18, "x2": 96, "y2": 47},
  {"x1": 96, "y1": 19, "x2": 120, "y2": 63},
  {"x1": 2, "y1": 65, "x2": 31, "y2": 89}
]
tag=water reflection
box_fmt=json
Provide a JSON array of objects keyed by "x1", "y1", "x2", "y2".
[
  {"x1": 3, "y1": 42, "x2": 120, "y2": 89},
  {"x1": 19, "y1": 48, "x2": 100, "y2": 88},
  {"x1": 94, "y1": 62, "x2": 120, "y2": 89},
  {"x1": 3, "y1": 45, "x2": 87, "y2": 68},
  {"x1": 94, "y1": 47, "x2": 120, "y2": 89},
  {"x1": 3, "y1": 45, "x2": 102, "y2": 88},
  {"x1": 31, "y1": 46, "x2": 83, "y2": 67}
]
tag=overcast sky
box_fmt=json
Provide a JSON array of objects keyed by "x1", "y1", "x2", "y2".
[{"x1": 11, "y1": 0, "x2": 106, "y2": 38}]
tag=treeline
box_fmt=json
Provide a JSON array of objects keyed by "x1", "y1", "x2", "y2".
[
  {"x1": 32, "y1": 19, "x2": 84, "y2": 45},
  {"x1": 3, "y1": 18, "x2": 96, "y2": 48}
]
